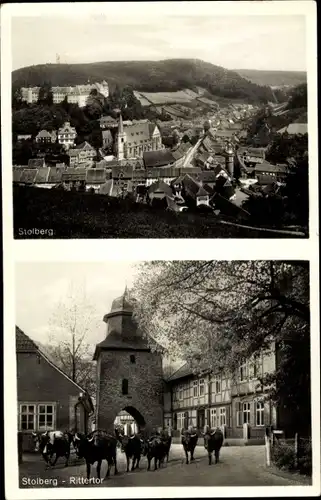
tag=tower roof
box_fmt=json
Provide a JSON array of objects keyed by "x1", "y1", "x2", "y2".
[
  {"x1": 94, "y1": 288, "x2": 151, "y2": 359},
  {"x1": 110, "y1": 287, "x2": 133, "y2": 314},
  {"x1": 118, "y1": 113, "x2": 124, "y2": 135}
]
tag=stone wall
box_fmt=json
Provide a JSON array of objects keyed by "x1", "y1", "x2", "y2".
[{"x1": 96, "y1": 349, "x2": 164, "y2": 434}]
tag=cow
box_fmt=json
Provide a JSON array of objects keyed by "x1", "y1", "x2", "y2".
[
  {"x1": 203, "y1": 426, "x2": 224, "y2": 465},
  {"x1": 73, "y1": 430, "x2": 118, "y2": 481},
  {"x1": 181, "y1": 426, "x2": 198, "y2": 464},
  {"x1": 115, "y1": 428, "x2": 144, "y2": 472},
  {"x1": 32, "y1": 430, "x2": 71, "y2": 468},
  {"x1": 159, "y1": 429, "x2": 172, "y2": 463},
  {"x1": 143, "y1": 434, "x2": 167, "y2": 471}
]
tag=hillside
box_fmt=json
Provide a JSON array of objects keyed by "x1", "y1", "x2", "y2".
[
  {"x1": 12, "y1": 58, "x2": 274, "y2": 103},
  {"x1": 13, "y1": 186, "x2": 303, "y2": 239},
  {"x1": 235, "y1": 69, "x2": 307, "y2": 88}
]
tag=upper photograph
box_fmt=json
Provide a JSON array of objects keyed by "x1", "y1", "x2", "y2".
[{"x1": 11, "y1": 3, "x2": 313, "y2": 239}]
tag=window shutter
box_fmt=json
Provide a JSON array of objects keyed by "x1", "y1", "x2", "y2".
[
  {"x1": 184, "y1": 412, "x2": 189, "y2": 430},
  {"x1": 254, "y1": 400, "x2": 257, "y2": 426},
  {"x1": 226, "y1": 406, "x2": 230, "y2": 428},
  {"x1": 207, "y1": 409, "x2": 211, "y2": 427},
  {"x1": 173, "y1": 413, "x2": 177, "y2": 430}
]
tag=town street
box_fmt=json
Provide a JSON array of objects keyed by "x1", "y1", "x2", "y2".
[{"x1": 19, "y1": 445, "x2": 309, "y2": 488}]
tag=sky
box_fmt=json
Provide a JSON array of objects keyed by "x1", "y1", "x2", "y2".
[
  {"x1": 15, "y1": 261, "x2": 140, "y2": 347},
  {"x1": 11, "y1": 9, "x2": 307, "y2": 72}
]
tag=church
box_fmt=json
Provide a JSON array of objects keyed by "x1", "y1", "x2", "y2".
[{"x1": 114, "y1": 114, "x2": 164, "y2": 160}]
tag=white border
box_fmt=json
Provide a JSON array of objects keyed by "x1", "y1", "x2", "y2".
[{"x1": 1, "y1": 1, "x2": 320, "y2": 499}]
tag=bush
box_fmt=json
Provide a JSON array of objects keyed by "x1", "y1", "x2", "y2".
[
  {"x1": 298, "y1": 438, "x2": 312, "y2": 476},
  {"x1": 272, "y1": 442, "x2": 296, "y2": 471},
  {"x1": 272, "y1": 438, "x2": 312, "y2": 476}
]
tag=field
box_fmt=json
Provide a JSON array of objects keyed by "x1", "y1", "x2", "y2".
[
  {"x1": 13, "y1": 186, "x2": 299, "y2": 239},
  {"x1": 134, "y1": 89, "x2": 200, "y2": 106}
]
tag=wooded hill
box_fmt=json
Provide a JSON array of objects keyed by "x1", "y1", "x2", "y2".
[
  {"x1": 235, "y1": 69, "x2": 307, "y2": 88},
  {"x1": 12, "y1": 58, "x2": 275, "y2": 103}
]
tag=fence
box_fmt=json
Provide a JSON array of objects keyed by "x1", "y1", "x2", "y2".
[{"x1": 265, "y1": 429, "x2": 312, "y2": 476}]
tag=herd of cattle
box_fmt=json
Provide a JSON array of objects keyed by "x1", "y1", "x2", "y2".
[{"x1": 30, "y1": 426, "x2": 224, "y2": 481}]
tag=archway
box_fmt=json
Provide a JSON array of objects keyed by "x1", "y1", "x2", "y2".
[{"x1": 114, "y1": 406, "x2": 146, "y2": 436}]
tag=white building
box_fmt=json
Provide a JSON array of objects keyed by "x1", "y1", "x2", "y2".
[
  {"x1": 58, "y1": 122, "x2": 77, "y2": 149},
  {"x1": 21, "y1": 81, "x2": 109, "y2": 108}
]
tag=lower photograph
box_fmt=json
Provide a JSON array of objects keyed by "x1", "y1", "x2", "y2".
[{"x1": 15, "y1": 260, "x2": 312, "y2": 488}]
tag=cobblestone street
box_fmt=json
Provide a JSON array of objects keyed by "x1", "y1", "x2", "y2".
[{"x1": 19, "y1": 445, "x2": 310, "y2": 488}]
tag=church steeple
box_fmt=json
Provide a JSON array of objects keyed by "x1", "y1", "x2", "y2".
[{"x1": 117, "y1": 113, "x2": 126, "y2": 160}]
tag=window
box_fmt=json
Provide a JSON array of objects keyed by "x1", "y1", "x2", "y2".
[
  {"x1": 199, "y1": 379, "x2": 205, "y2": 396},
  {"x1": 239, "y1": 362, "x2": 247, "y2": 381},
  {"x1": 243, "y1": 402, "x2": 251, "y2": 424},
  {"x1": 193, "y1": 380, "x2": 198, "y2": 397},
  {"x1": 219, "y1": 407, "x2": 226, "y2": 426},
  {"x1": 130, "y1": 355, "x2": 136, "y2": 364},
  {"x1": 252, "y1": 358, "x2": 261, "y2": 379},
  {"x1": 255, "y1": 401, "x2": 264, "y2": 426},
  {"x1": 38, "y1": 405, "x2": 55, "y2": 431},
  {"x1": 177, "y1": 412, "x2": 185, "y2": 430},
  {"x1": 122, "y1": 379, "x2": 129, "y2": 395},
  {"x1": 19, "y1": 403, "x2": 56, "y2": 431},
  {"x1": 214, "y1": 376, "x2": 221, "y2": 394},
  {"x1": 179, "y1": 385, "x2": 183, "y2": 401},
  {"x1": 210, "y1": 408, "x2": 217, "y2": 428},
  {"x1": 20, "y1": 404, "x2": 36, "y2": 430}
]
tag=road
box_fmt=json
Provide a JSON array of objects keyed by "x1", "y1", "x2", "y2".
[{"x1": 19, "y1": 445, "x2": 309, "y2": 488}]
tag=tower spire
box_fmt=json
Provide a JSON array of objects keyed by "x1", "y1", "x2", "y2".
[{"x1": 118, "y1": 113, "x2": 124, "y2": 135}]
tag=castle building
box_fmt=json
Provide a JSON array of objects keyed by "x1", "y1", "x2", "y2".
[
  {"x1": 93, "y1": 289, "x2": 164, "y2": 434},
  {"x1": 21, "y1": 81, "x2": 109, "y2": 108},
  {"x1": 115, "y1": 115, "x2": 164, "y2": 160}
]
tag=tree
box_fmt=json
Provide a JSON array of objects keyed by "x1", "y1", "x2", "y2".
[
  {"x1": 132, "y1": 261, "x2": 310, "y2": 432},
  {"x1": 46, "y1": 281, "x2": 100, "y2": 398},
  {"x1": 37, "y1": 82, "x2": 53, "y2": 106}
]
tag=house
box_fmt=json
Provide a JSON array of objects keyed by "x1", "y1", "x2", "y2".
[
  {"x1": 35, "y1": 130, "x2": 57, "y2": 144},
  {"x1": 86, "y1": 168, "x2": 109, "y2": 192},
  {"x1": 61, "y1": 167, "x2": 87, "y2": 190},
  {"x1": 148, "y1": 180, "x2": 174, "y2": 202},
  {"x1": 17, "y1": 134, "x2": 32, "y2": 142},
  {"x1": 58, "y1": 122, "x2": 77, "y2": 150},
  {"x1": 238, "y1": 147, "x2": 266, "y2": 165},
  {"x1": 99, "y1": 116, "x2": 118, "y2": 129},
  {"x1": 254, "y1": 161, "x2": 288, "y2": 181},
  {"x1": 165, "y1": 346, "x2": 281, "y2": 442},
  {"x1": 68, "y1": 141, "x2": 96, "y2": 166},
  {"x1": 16, "y1": 326, "x2": 94, "y2": 452}
]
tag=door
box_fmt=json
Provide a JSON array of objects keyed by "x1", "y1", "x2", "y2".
[
  {"x1": 197, "y1": 409, "x2": 205, "y2": 430},
  {"x1": 75, "y1": 403, "x2": 86, "y2": 433}
]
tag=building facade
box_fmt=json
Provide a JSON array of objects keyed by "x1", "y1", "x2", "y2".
[
  {"x1": 21, "y1": 81, "x2": 109, "y2": 107},
  {"x1": 68, "y1": 141, "x2": 96, "y2": 166},
  {"x1": 166, "y1": 348, "x2": 279, "y2": 441},
  {"x1": 94, "y1": 289, "x2": 164, "y2": 435},
  {"x1": 115, "y1": 115, "x2": 164, "y2": 160},
  {"x1": 35, "y1": 130, "x2": 57, "y2": 144},
  {"x1": 57, "y1": 122, "x2": 77, "y2": 149},
  {"x1": 16, "y1": 326, "x2": 94, "y2": 452}
]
